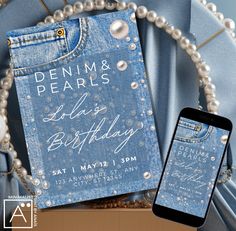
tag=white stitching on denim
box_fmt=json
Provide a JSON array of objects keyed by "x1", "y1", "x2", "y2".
[
  {"x1": 13, "y1": 17, "x2": 89, "y2": 77},
  {"x1": 175, "y1": 126, "x2": 214, "y2": 143}
]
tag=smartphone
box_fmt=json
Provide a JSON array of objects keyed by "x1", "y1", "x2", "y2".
[{"x1": 152, "y1": 107, "x2": 232, "y2": 227}]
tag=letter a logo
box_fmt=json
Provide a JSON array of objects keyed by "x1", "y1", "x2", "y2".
[{"x1": 9, "y1": 205, "x2": 27, "y2": 223}]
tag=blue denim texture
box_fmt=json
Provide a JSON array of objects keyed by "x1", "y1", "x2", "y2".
[
  {"x1": 155, "y1": 117, "x2": 230, "y2": 218},
  {"x1": 6, "y1": 9, "x2": 162, "y2": 209}
]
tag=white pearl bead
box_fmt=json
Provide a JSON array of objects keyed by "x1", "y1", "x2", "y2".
[
  {"x1": 105, "y1": 2, "x2": 116, "y2": 10},
  {"x1": 136, "y1": 6, "x2": 147, "y2": 19},
  {"x1": 53, "y1": 10, "x2": 64, "y2": 21},
  {"x1": 0, "y1": 108, "x2": 6, "y2": 116},
  {"x1": 26, "y1": 175, "x2": 33, "y2": 181},
  {"x1": 0, "y1": 89, "x2": 9, "y2": 100},
  {"x1": 191, "y1": 51, "x2": 201, "y2": 63},
  {"x1": 202, "y1": 76, "x2": 212, "y2": 85},
  {"x1": 110, "y1": 20, "x2": 129, "y2": 39},
  {"x1": 84, "y1": 0, "x2": 94, "y2": 11},
  {"x1": 73, "y1": 1, "x2": 84, "y2": 13},
  {"x1": 199, "y1": 0, "x2": 207, "y2": 5},
  {"x1": 20, "y1": 167, "x2": 28, "y2": 176},
  {"x1": 204, "y1": 83, "x2": 216, "y2": 94},
  {"x1": 63, "y1": 4, "x2": 74, "y2": 17},
  {"x1": 0, "y1": 115, "x2": 7, "y2": 142},
  {"x1": 4, "y1": 132, "x2": 10, "y2": 142},
  {"x1": 155, "y1": 16, "x2": 166, "y2": 28},
  {"x1": 224, "y1": 18, "x2": 235, "y2": 31},
  {"x1": 206, "y1": 93, "x2": 216, "y2": 102},
  {"x1": 44, "y1": 16, "x2": 55, "y2": 24},
  {"x1": 207, "y1": 100, "x2": 220, "y2": 112},
  {"x1": 2, "y1": 115, "x2": 7, "y2": 122},
  {"x1": 186, "y1": 44, "x2": 197, "y2": 55},
  {"x1": 206, "y1": 3, "x2": 217, "y2": 13},
  {"x1": 12, "y1": 150, "x2": 17, "y2": 158},
  {"x1": 0, "y1": 99, "x2": 7, "y2": 108},
  {"x1": 180, "y1": 37, "x2": 190, "y2": 49},
  {"x1": 116, "y1": 1, "x2": 126, "y2": 11},
  {"x1": 215, "y1": 12, "x2": 224, "y2": 21},
  {"x1": 172, "y1": 29, "x2": 182, "y2": 40},
  {"x1": 14, "y1": 158, "x2": 22, "y2": 168},
  {"x1": 165, "y1": 25, "x2": 174, "y2": 34},
  {"x1": 146, "y1": 10, "x2": 157, "y2": 22},
  {"x1": 127, "y1": 2, "x2": 137, "y2": 11},
  {"x1": 1, "y1": 78, "x2": 12, "y2": 90},
  {"x1": 198, "y1": 63, "x2": 210, "y2": 77},
  {"x1": 95, "y1": 0, "x2": 105, "y2": 10}
]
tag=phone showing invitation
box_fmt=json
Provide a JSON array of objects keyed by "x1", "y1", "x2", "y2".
[
  {"x1": 153, "y1": 108, "x2": 232, "y2": 227},
  {"x1": 7, "y1": 10, "x2": 162, "y2": 208}
]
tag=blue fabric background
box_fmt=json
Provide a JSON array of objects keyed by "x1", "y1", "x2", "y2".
[{"x1": 0, "y1": 0, "x2": 236, "y2": 230}]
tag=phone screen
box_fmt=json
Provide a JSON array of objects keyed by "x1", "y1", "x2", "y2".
[{"x1": 155, "y1": 116, "x2": 230, "y2": 218}]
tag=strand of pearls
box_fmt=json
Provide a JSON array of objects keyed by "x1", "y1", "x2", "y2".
[
  {"x1": 0, "y1": 0, "x2": 229, "y2": 196},
  {"x1": 199, "y1": 0, "x2": 236, "y2": 40}
]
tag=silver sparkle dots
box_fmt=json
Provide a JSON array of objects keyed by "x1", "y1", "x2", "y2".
[
  {"x1": 36, "y1": 189, "x2": 42, "y2": 196},
  {"x1": 126, "y1": 119, "x2": 133, "y2": 127},
  {"x1": 131, "y1": 82, "x2": 138, "y2": 89},
  {"x1": 109, "y1": 20, "x2": 129, "y2": 39},
  {"x1": 130, "y1": 12, "x2": 136, "y2": 23},
  {"x1": 126, "y1": 36, "x2": 131, "y2": 42},
  {"x1": 45, "y1": 200, "x2": 52, "y2": 207},
  {"x1": 143, "y1": 172, "x2": 151, "y2": 179},
  {"x1": 150, "y1": 125, "x2": 155, "y2": 131},
  {"x1": 211, "y1": 156, "x2": 216, "y2": 161},
  {"x1": 33, "y1": 178, "x2": 40, "y2": 186},
  {"x1": 129, "y1": 43, "x2": 136, "y2": 50},
  {"x1": 133, "y1": 37, "x2": 139, "y2": 42},
  {"x1": 42, "y1": 181, "x2": 50, "y2": 190},
  {"x1": 147, "y1": 110, "x2": 153, "y2": 116},
  {"x1": 136, "y1": 121, "x2": 144, "y2": 129},
  {"x1": 117, "y1": 60, "x2": 128, "y2": 71},
  {"x1": 221, "y1": 135, "x2": 228, "y2": 144},
  {"x1": 37, "y1": 169, "x2": 44, "y2": 176},
  {"x1": 112, "y1": 190, "x2": 117, "y2": 195}
]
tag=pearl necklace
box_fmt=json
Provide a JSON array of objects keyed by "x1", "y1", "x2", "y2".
[
  {"x1": 200, "y1": 0, "x2": 236, "y2": 41},
  {"x1": 0, "y1": 0, "x2": 231, "y2": 205}
]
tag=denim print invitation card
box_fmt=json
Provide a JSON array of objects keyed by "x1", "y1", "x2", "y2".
[
  {"x1": 7, "y1": 10, "x2": 162, "y2": 208},
  {"x1": 155, "y1": 117, "x2": 230, "y2": 218}
]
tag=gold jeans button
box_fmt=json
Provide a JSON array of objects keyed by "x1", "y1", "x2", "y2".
[{"x1": 56, "y1": 28, "x2": 65, "y2": 37}]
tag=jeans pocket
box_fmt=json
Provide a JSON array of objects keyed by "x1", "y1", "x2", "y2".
[
  {"x1": 176, "y1": 118, "x2": 213, "y2": 143},
  {"x1": 7, "y1": 18, "x2": 87, "y2": 77},
  {"x1": 7, "y1": 26, "x2": 69, "y2": 70}
]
